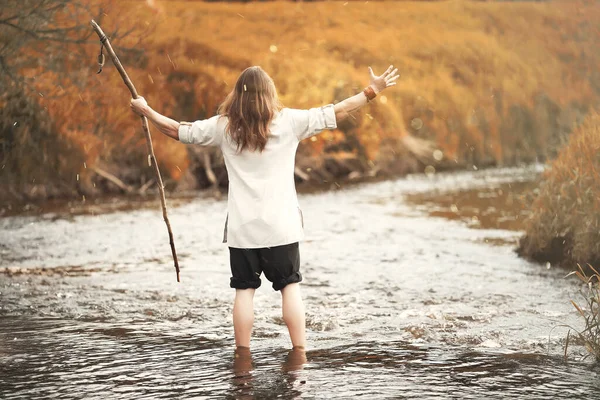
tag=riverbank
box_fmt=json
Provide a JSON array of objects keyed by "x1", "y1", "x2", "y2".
[
  {"x1": 518, "y1": 112, "x2": 600, "y2": 271},
  {"x1": 0, "y1": 162, "x2": 535, "y2": 219}
]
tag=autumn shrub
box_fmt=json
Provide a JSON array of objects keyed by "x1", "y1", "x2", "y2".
[
  {"x1": 0, "y1": 88, "x2": 84, "y2": 199},
  {"x1": 518, "y1": 111, "x2": 600, "y2": 268}
]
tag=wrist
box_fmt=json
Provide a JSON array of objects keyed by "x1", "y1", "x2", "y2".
[
  {"x1": 141, "y1": 104, "x2": 152, "y2": 117},
  {"x1": 371, "y1": 84, "x2": 384, "y2": 94},
  {"x1": 363, "y1": 85, "x2": 377, "y2": 102}
]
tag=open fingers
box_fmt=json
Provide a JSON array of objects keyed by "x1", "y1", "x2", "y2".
[
  {"x1": 384, "y1": 68, "x2": 399, "y2": 87},
  {"x1": 380, "y1": 65, "x2": 394, "y2": 78},
  {"x1": 386, "y1": 74, "x2": 400, "y2": 85}
]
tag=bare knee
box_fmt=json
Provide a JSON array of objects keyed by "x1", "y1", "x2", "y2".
[
  {"x1": 281, "y1": 283, "x2": 300, "y2": 297},
  {"x1": 235, "y1": 288, "x2": 256, "y2": 300}
]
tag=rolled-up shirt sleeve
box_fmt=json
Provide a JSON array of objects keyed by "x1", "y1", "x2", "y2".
[
  {"x1": 178, "y1": 115, "x2": 223, "y2": 146},
  {"x1": 289, "y1": 104, "x2": 337, "y2": 141}
]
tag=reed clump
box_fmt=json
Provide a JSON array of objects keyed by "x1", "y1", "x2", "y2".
[
  {"x1": 518, "y1": 111, "x2": 600, "y2": 269},
  {"x1": 564, "y1": 264, "x2": 600, "y2": 362},
  {"x1": 518, "y1": 111, "x2": 600, "y2": 360}
]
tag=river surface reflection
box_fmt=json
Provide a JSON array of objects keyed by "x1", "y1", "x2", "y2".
[{"x1": 1, "y1": 166, "x2": 599, "y2": 398}]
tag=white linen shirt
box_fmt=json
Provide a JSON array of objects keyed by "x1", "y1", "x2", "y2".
[{"x1": 178, "y1": 105, "x2": 337, "y2": 249}]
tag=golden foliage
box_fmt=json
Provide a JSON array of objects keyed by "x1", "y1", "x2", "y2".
[{"x1": 4, "y1": 0, "x2": 600, "y2": 198}]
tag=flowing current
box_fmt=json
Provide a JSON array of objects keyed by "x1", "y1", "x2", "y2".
[{"x1": 1, "y1": 166, "x2": 599, "y2": 399}]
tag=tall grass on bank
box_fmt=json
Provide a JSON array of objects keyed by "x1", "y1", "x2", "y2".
[
  {"x1": 518, "y1": 111, "x2": 600, "y2": 268},
  {"x1": 564, "y1": 264, "x2": 600, "y2": 362}
]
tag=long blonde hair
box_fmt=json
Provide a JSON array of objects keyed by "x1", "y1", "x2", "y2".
[{"x1": 218, "y1": 66, "x2": 282, "y2": 152}]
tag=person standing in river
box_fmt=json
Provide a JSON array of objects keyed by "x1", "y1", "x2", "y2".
[{"x1": 129, "y1": 65, "x2": 399, "y2": 350}]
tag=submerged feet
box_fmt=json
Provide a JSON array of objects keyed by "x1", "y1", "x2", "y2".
[{"x1": 283, "y1": 346, "x2": 307, "y2": 372}]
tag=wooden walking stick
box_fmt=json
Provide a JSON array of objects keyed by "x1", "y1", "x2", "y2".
[{"x1": 90, "y1": 20, "x2": 181, "y2": 282}]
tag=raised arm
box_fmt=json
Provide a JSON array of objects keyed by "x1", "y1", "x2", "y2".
[
  {"x1": 334, "y1": 65, "x2": 399, "y2": 122},
  {"x1": 130, "y1": 97, "x2": 180, "y2": 140}
]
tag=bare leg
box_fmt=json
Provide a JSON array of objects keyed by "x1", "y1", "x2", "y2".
[
  {"x1": 233, "y1": 288, "x2": 255, "y2": 348},
  {"x1": 281, "y1": 283, "x2": 306, "y2": 348}
]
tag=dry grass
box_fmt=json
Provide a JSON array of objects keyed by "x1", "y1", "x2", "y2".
[
  {"x1": 564, "y1": 264, "x2": 600, "y2": 362},
  {"x1": 125, "y1": 0, "x2": 600, "y2": 166},
  {"x1": 518, "y1": 111, "x2": 600, "y2": 268},
  {"x1": 3, "y1": 0, "x2": 600, "y2": 200}
]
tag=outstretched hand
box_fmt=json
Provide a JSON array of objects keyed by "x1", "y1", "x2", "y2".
[{"x1": 368, "y1": 65, "x2": 399, "y2": 94}]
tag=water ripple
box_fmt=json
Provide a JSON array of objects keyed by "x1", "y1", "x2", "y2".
[{"x1": 1, "y1": 167, "x2": 598, "y2": 398}]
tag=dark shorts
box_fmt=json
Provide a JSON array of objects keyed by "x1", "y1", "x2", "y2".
[{"x1": 229, "y1": 242, "x2": 302, "y2": 291}]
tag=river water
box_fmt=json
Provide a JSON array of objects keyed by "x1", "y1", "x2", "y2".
[{"x1": 1, "y1": 166, "x2": 599, "y2": 399}]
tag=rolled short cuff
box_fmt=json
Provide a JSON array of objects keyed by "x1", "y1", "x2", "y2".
[
  {"x1": 178, "y1": 122, "x2": 193, "y2": 144},
  {"x1": 230, "y1": 277, "x2": 261, "y2": 290},
  {"x1": 320, "y1": 104, "x2": 337, "y2": 130},
  {"x1": 272, "y1": 272, "x2": 303, "y2": 291}
]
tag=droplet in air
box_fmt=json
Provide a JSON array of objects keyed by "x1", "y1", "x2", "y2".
[
  {"x1": 433, "y1": 150, "x2": 443, "y2": 161},
  {"x1": 76, "y1": 174, "x2": 79, "y2": 181},
  {"x1": 450, "y1": 204, "x2": 458, "y2": 213},
  {"x1": 410, "y1": 118, "x2": 423, "y2": 130},
  {"x1": 379, "y1": 95, "x2": 388, "y2": 104},
  {"x1": 546, "y1": 262, "x2": 551, "y2": 269},
  {"x1": 83, "y1": 162, "x2": 87, "y2": 169},
  {"x1": 243, "y1": 84, "x2": 247, "y2": 92},
  {"x1": 473, "y1": 165, "x2": 478, "y2": 171},
  {"x1": 13, "y1": 122, "x2": 17, "y2": 126},
  {"x1": 269, "y1": 45, "x2": 278, "y2": 53},
  {"x1": 167, "y1": 53, "x2": 174, "y2": 68},
  {"x1": 424, "y1": 165, "x2": 435, "y2": 177}
]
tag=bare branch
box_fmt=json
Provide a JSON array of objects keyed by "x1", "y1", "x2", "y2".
[{"x1": 0, "y1": 0, "x2": 136, "y2": 93}]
